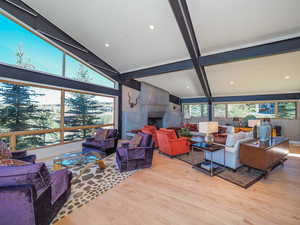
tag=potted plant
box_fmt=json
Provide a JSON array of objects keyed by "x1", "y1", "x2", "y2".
[{"x1": 178, "y1": 128, "x2": 193, "y2": 139}]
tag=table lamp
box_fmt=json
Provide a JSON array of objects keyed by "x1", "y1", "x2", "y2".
[
  {"x1": 248, "y1": 120, "x2": 261, "y2": 139},
  {"x1": 198, "y1": 122, "x2": 218, "y2": 145}
]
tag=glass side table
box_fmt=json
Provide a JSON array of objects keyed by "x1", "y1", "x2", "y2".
[{"x1": 191, "y1": 143, "x2": 226, "y2": 177}]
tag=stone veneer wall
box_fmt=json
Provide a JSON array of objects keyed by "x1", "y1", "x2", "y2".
[{"x1": 122, "y1": 82, "x2": 182, "y2": 139}]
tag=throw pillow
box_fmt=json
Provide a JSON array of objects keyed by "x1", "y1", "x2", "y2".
[
  {"x1": 94, "y1": 129, "x2": 108, "y2": 141},
  {"x1": 129, "y1": 134, "x2": 142, "y2": 148},
  {"x1": 0, "y1": 141, "x2": 12, "y2": 159}
]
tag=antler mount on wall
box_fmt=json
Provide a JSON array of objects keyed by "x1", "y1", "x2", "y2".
[{"x1": 128, "y1": 92, "x2": 140, "y2": 108}]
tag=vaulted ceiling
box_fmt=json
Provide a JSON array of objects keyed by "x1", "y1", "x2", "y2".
[{"x1": 22, "y1": 0, "x2": 300, "y2": 97}]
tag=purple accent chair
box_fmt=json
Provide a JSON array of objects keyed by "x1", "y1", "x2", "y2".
[
  {"x1": 12, "y1": 150, "x2": 36, "y2": 163},
  {"x1": 116, "y1": 132, "x2": 154, "y2": 172},
  {"x1": 0, "y1": 163, "x2": 72, "y2": 225},
  {"x1": 0, "y1": 140, "x2": 36, "y2": 163},
  {"x1": 82, "y1": 128, "x2": 118, "y2": 156}
]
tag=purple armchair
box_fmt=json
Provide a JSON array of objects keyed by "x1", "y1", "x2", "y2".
[
  {"x1": 11, "y1": 150, "x2": 36, "y2": 163},
  {"x1": 0, "y1": 140, "x2": 36, "y2": 163},
  {"x1": 82, "y1": 128, "x2": 118, "y2": 156},
  {"x1": 0, "y1": 163, "x2": 72, "y2": 225},
  {"x1": 116, "y1": 132, "x2": 154, "y2": 172}
]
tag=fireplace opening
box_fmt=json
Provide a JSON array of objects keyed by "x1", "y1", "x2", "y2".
[
  {"x1": 148, "y1": 117, "x2": 163, "y2": 129},
  {"x1": 148, "y1": 112, "x2": 165, "y2": 129}
]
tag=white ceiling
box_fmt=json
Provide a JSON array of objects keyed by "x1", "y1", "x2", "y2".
[
  {"x1": 23, "y1": 0, "x2": 189, "y2": 73},
  {"x1": 21, "y1": 0, "x2": 300, "y2": 97},
  {"x1": 206, "y1": 51, "x2": 300, "y2": 97},
  {"x1": 187, "y1": 0, "x2": 300, "y2": 55},
  {"x1": 137, "y1": 69, "x2": 204, "y2": 97},
  {"x1": 140, "y1": 51, "x2": 300, "y2": 97}
]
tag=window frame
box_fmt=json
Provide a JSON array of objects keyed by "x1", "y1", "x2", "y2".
[
  {"x1": 182, "y1": 100, "x2": 298, "y2": 120},
  {"x1": 0, "y1": 12, "x2": 117, "y2": 90},
  {"x1": 213, "y1": 103, "x2": 227, "y2": 118},
  {"x1": 277, "y1": 101, "x2": 298, "y2": 120},
  {"x1": 182, "y1": 103, "x2": 209, "y2": 118},
  {"x1": 0, "y1": 79, "x2": 116, "y2": 151}
]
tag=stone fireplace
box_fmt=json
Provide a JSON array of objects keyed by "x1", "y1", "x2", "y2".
[{"x1": 122, "y1": 82, "x2": 182, "y2": 138}]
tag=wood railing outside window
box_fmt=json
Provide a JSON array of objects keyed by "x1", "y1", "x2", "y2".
[{"x1": 0, "y1": 80, "x2": 116, "y2": 151}]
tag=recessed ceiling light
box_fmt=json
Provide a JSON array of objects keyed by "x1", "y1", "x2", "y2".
[
  {"x1": 229, "y1": 81, "x2": 235, "y2": 85},
  {"x1": 149, "y1": 25, "x2": 155, "y2": 30},
  {"x1": 105, "y1": 43, "x2": 110, "y2": 47},
  {"x1": 186, "y1": 86, "x2": 190, "y2": 89},
  {"x1": 284, "y1": 75, "x2": 291, "y2": 80}
]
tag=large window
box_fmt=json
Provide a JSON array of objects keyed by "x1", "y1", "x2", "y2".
[
  {"x1": 278, "y1": 102, "x2": 297, "y2": 119},
  {"x1": 182, "y1": 101, "x2": 297, "y2": 120},
  {"x1": 228, "y1": 103, "x2": 276, "y2": 118},
  {"x1": 64, "y1": 92, "x2": 114, "y2": 127},
  {"x1": 0, "y1": 80, "x2": 115, "y2": 151},
  {"x1": 183, "y1": 104, "x2": 208, "y2": 118},
  {"x1": 65, "y1": 55, "x2": 115, "y2": 88},
  {"x1": 0, "y1": 14, "x2": 63, "y2": 75},
  {"x1": 0, "y1": 14, "x2": 116, "y2": 88},
  {"x1": 213, "y1": 104, "x2": 226, "y2": 118},
  {"x1": 0, "y1": 82, "x2": 61, "y2": 133}
]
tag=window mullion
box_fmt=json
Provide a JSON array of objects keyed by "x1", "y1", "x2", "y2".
[
  {"x1": 62, "y1": 53, "x2": 66, "y2": 77},
  {"x1": 60, "y1": 90, "x2": 65, "y2": 144}
]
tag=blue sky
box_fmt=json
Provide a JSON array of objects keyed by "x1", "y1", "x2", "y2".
[{"x1": 0, "y1": 14, "x2": 114, "y2": 88}]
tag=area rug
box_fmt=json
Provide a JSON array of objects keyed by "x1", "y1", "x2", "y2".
[
  {"x1": 217, "y1": 166, "x2": 265, "y2": 189},
  {"x1": 51, "y1": 153, "x2": 136, "y2": 224}
]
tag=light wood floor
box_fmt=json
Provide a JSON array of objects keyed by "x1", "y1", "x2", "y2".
[{"x1": 56, "y1": 145, "x2": 300, "y2": 225}]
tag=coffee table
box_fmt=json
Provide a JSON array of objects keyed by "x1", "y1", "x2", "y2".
[
  {"x1": 53, "y1": 151, "x2": 106, "y2": 182},
  {"x1": 191, "y1": 143, "x2": 225, "y2": 176}
]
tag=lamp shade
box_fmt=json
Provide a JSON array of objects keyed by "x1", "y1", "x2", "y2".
[
  {"x1": 248, "y1": 120, "x2": 261, "y2": 128},
  {"x1": 198, "y1": 122, "x2": 218, "y2": 134}
]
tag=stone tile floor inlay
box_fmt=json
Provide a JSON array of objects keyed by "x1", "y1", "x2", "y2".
[{"x1": 51, "y1": 153, "x2": 136, "y2": 224}]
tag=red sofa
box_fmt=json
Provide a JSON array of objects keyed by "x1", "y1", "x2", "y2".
[{"x1": 156, "y1": 128, "x2": 190, "y2": 157}]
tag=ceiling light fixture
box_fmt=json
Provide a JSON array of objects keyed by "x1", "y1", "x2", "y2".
[
  {"x1": 105, "y1": 43, "x2": 110, "y2": 47},
  {"x1": 149, "y1": 25, "x2": 155, "y2": 30},
  {"x1": 284, "y1": 75, "x2": 291, "y2": 80},
  {"x1": 186, "y1": 86, "x2": 190, "y2": 89},
  {"x1": 229, "y1": 81, "x2": 235, "y2": 85}
]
